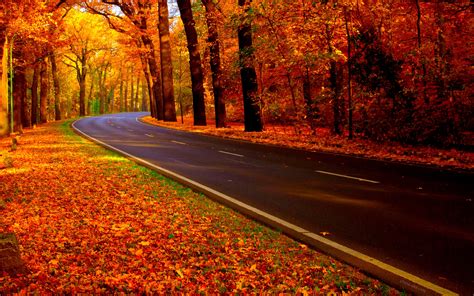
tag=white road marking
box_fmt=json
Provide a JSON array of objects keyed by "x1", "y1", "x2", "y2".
[
  {"x1": 171, "y1": 140, "x2": 187, "y2": 145},
  {"x1": 145, "y1": 134, "x2": 154, "y2": 138},
  {"x1": 219, "y1": 150, "x2": 244, "y2": 158},
  {"x1": 315, "y1": 170, "x2": 380, "y2": 184},
  {"x1": 72, "y1": 118, "x2": 457, "y2": 296}
]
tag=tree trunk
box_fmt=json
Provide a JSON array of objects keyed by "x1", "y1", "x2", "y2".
[
  {"x1": 415, "y1": 0, "x2": 428, "y2": 105},
  {"x1": 238, "y1": 0, "x2": 263, "y2": 132},
  {"x1": 50, "y1": 52, "x2": 61, "y2": 120},
  {"x1": 135, "y1": 76, "x2": 140, "y2": 111},
  {"x1": 13, "y1": 66, "x2": 25, "y2": 133},
  {"x1": 202, "y1": 0, "x2": 226, "y2": 128},
  {"x1": 16, "y1": 67, "x2": 31, "y2": 127},
  {"x1": 31, "y1": 63, "x2": 39, "y2": 126},
  {"x1": 119, "y1": 72, "x2": 123, "y2": 112},
  {"x1": 344, "y1": 8, "x2": 353, "y2": 139},
  {"x1": 177, "y1": 0, "x2": 207, "y2": 126},
  {"x1": 141, "y1": 81, "x2": 148, "y2": 111},
  {"x1": 326, "y1": 24, "x2": 343, "y2": 135},
  {"x1": 79, "y1": 49, "x2": 87, "y2": 116},
  {"x1": 39, "y1": 59, "x2": 48, "y2": 124},
  {"x1": 141, "y1": 35, "x2": 163, "y2": 120},
  {"x1": 158, "y1": 0, "x2": 177, "y2": 121},
  {"x1": 0, "y1": 37, "x2": 9, "y2": 136}
]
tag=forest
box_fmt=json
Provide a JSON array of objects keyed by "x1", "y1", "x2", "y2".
[{"x1": 0, "y1": 0, "x2": 473, "y2": 146}]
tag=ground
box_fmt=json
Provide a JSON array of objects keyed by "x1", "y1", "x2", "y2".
[
  {"x1": 0, "y1": 121, "x2": 400, "y2": 294},
  {"x1": 142, "y1": 116, "x2": 473, "y2": 171}
]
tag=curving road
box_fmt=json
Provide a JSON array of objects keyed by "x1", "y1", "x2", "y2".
[{"x1": 73, "y1": 112, "x2": 473, "y2": 295}]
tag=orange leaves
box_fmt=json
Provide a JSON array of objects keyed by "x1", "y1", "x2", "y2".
[{"x1": 0, "y1": 122, "x2": 396, "y2": 294}]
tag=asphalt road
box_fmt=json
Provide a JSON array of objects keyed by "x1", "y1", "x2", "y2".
[{"x1": 74, "y1": 112, "x2": 474, "y2": 294}]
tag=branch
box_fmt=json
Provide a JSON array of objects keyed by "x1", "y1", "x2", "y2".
[{"x1": 85, "y1": 2, "x2": 127, "y2": 33}]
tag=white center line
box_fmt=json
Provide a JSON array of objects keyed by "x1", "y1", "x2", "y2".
[
  {"x1": 219, "y1": 150, "x2": 244, "y2": 158},
  {"x1": 171, "y1": 140, "x2": 187, "y2": 145},
  {"x1": 145, "y1": 134, "x2": 154, "y2": 138},
  {"x1": 315, "y1": 170, "x2": 380, "y2": 184}
]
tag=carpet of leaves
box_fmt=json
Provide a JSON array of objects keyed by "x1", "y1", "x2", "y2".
[
  {"x1": 143, "y1": 116, "x2": 473, "y2": 171},
  {"x1": 0, "y1": 121, "x2": 399, "y2": 294}
]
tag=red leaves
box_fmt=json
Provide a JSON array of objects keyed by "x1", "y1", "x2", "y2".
[{"x1": 0, "y1": 122, "x2": 397, "y2": 294}]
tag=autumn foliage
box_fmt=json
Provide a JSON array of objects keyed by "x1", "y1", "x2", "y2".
[{"x1": 0, "y1": 122, "x2": 398, "y2": 293}]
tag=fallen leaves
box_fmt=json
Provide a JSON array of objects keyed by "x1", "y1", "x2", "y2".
[{"x1": 0, "y1": 121, "x2": 399, "y2": 294}]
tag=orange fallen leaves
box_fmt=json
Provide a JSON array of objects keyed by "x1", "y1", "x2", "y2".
[{"x1": 0, "y1": 121, "x2": 398, "y2": 294}]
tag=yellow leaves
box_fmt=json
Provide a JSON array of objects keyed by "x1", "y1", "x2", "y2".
[{"x1": 138, "y1": 241, "x2": 150, "y2": 246}]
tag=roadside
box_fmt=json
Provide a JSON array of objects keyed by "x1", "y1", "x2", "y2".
[
  {"x1": 0, "y1": 121, "x2": 400, "y2": 294},
  {"x1": 142, "y1": 116, "x2": 473, "y2": 171}
]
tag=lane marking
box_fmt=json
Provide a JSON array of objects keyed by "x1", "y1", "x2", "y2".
[
  {"x1": 72, "y1": 118, "x2": 457, "y2": 296},
  {"x1": 219, "y1": 150, "x2": 244, "y2": 158},
  {"x1": 145, "y1": 134, "x2": 154, "y2": 138},
  {"x1": 315, "y1": 170, "x2": 380, "y2": 184},
  {"x1": 171, "y1": 140, "x2": 187, "y2": 145}
]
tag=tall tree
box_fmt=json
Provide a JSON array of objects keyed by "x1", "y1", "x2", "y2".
[
  {"x1": 39, "y1": 58, "x2": 48, "y2": 123},
  {"x1": 0, "y1": 34, "x2": 8, "y2": 136},
  {"x1": 158, "y1": 0, "x2": 177, "y2": 121},
  {"x1": 31, "y1": 63, "x2": 39, "y2": 126},
  {"x1": 238, "y1": 0, "x2": 262, "y2": 132},
  {"x1": 50, "y1": 52, "x2": 61, "y2": 120},
  {"x1": 177, "y1": 0, "x2": 207, "y2": 126},
  {"x1": 202, "y1": 0, "x2": 226, "y2": 128}
]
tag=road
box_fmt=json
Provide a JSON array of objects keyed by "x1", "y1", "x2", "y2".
[{"x1": 73, "y1": 112, "x2": 474, "y2": 295}]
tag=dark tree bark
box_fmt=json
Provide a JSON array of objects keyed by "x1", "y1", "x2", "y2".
[
  {"x1": 202, "y1": 0, "x2": 226, "y2": 128},
  {"x1": 344, "y1": 7, "x2": 353, "y2": 139},
  {"x1": 326, "y1": 23, "x2": 344, "y2": 135},
  {"x1": 50, "y1": 52, "x2": 61, "y2": 120},
  {"x1": 142, "y1": 35, "x2": 163, "y2": 120},
  {"x1": 13, "y1": 66, "x2": 25, "y2": 133},
  {"x1": 31, "y1": 64, "x2": 39, "y2": 126},
  {"x1": 238, "y1": 0, "x2": 262, "y2": 132},
  {"x1": 177, "y1": 0, "x2": 207, "y2": 126},
  {"x1": 0, "y1": 32, "x2": 7, "y2": 136},
  {"x1": 18, "y1": 67, "x2": 30, "y2": 129},
  {"x1": 158, "y1": 0, "x2": 177, "y2": 121},
  {"x1": 39, "y1": 59, "x2": 48, "y2": 123},
  {"x1": 141, "y1": 81, "x2": 148, "y2": 111}
]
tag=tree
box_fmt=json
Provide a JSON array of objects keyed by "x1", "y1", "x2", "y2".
[
  {"x1": 202, "y1": 0, "x2": 226, "y2": 128},
  {"x1": 177, "y1": 0, "x2": 207, "y2": 126},
  {"x1": 238, "y1": 0, "x2": 262, "y2": 132},
  {"x1": 158, "y1": 0, "x2": 177, "y2": 121}
]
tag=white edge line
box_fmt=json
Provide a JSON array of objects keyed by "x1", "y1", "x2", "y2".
[
  {"x1": 315, "y1": 170, "x2": 380, "y2": 184},
  {"x1": 71, "y1": 119, "x2": 458, "y2": 296},
  {"x1": 171, "y1": 140, "x2": 187, "y2": 145},
  {"x1": 218, "y1": 150, "x2": 244, "y2": 158},
  {"x1": 145, "y1": 134, "x2": 154, "y2": 138}
]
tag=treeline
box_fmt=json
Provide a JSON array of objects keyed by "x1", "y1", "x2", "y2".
[{"x1": 0, "y1": 0, "x2": 472, "y2": 146}]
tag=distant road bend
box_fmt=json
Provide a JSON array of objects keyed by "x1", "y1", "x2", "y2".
[{"x1": 73, "y1": 112, "x2": 474, "y2": 295}]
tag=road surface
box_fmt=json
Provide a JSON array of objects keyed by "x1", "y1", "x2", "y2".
[{"x1": 73, "y1": 112, "x2": 473, "y2": 294}]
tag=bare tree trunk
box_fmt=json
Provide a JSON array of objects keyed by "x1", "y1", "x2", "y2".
[
  {"x1": 141, "y1": 81, "x2": 147, "y2": 111},
  {"x1": 19, "y1": 67, "x2": 30, "y2": 128},
  {"x1": 0, "y1": 35, "x2": 8, "y2": 136},
  {"x1": 141, "y1": 36, "x2": 163, "y2": 120},
  {"x1": 31, "y1": 63, "x2": 39, "y2": 125},
  {"x1": 238, "y1": 0, "x2": 262, "y2": 132},
  {"x1": 50, "y1": 52, "x2": 61, "y2": 120},
  {"x1": 344, "y1": 7, "x2": 353, "y2": 139},
  {"x1": 177, "y1": 0, "x2": 207, "y2": 126},
  {"x1": 158, "y1": 0, "x2": 177, "y2": 121},
  {"x1": 415, "y1": 0, "x2": 428, "y2": 105},
  {"x1": 202, "y1": 0, "x2": 226, "y2": 128},
  {"x1": 13, "y1": 66, "x2": 25, "y2": 133},
  {"x1": 39, "y1": 58, "x2": 48, "y2": 123},
  {"x1": 79, "y1": 50, "x2": 87, "y2": 116}
]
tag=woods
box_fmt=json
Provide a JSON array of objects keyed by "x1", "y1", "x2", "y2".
[{"x1": 0, "y1": 0, "x2": 472, "y2": 147}]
